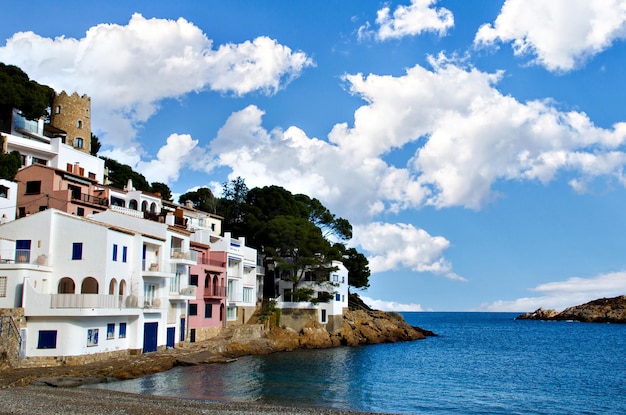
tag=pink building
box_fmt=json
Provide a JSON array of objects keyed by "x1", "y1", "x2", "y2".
[{"x1": 187, "y1": 241, "x2": 227, "y2": 342}]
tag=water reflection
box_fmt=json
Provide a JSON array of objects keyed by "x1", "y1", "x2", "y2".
[{"x1": 91, "y1": 347, "x2": 367, "y2": 410}]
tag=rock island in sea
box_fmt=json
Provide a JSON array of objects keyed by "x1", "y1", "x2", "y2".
[{"x1": 516, "y1": 295, "x2": 626, "y2": 323}]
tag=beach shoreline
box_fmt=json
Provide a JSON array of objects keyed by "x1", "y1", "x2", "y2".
[{"x1": 0, "y1": 385, "x2": 393, "y2": 415}]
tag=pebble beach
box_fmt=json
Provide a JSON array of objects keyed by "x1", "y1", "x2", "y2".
[{"x1": 0, "y1": 386, "x2": 389, "y2": 415}]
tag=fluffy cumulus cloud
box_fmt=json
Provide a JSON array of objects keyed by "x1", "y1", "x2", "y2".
[
  {"x1": 477, "y1": 272, "x2": 626, "y2": 312},
  {"x1": 330, "y1": 54, "x2": 626, "y2": 209},
  {"x1": 360, "y1": 296, "x2": 424, "y2": 312},
  {"x1": 359, "y1": 0, "x2": 453, "y2": 41},
  {"x1": 474, "y1": 0, "x2": 626, "y2": 72},
  {"x1": 137, "y1": 133, "x2": 201, "y2": 184},
  {"x1": 0, "y1": 13, "x2": 313, "y2": 159},
  {"x1": 351, "y1": 222, "x2": 464, "y2": 281}
]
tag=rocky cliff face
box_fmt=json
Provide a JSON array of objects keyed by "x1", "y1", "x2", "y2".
[
  {"x1": 222, "y1": 309, "x2": 435, "y2": 358},
  {"x1": 516, "y1": 295, "x2": 626, "y2": 323}
]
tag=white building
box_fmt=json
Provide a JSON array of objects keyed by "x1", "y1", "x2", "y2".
[
  {"x1": 0, "y1": 208, "x2": 195, "y2": 362},
  {"x1": 209, "y1": 232, "x2": 259, "y2": 325},
  {"x1": 3, "y1": 110, "x2": 105, "y2": 184},
  {"x1": 0, "y1": 179, "x2": 17, "y2": 224},
  {"x1": 275, "y1": 260, "x2": 349, "y2": 326}
]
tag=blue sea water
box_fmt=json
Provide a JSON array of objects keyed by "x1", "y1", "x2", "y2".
[{"x1": 90, "y1": 313, "x2": 626, "y2": 414}]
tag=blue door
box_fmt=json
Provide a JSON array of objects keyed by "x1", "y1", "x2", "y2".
[
  {"x1": 142, "y1": 322, "x2": 158, "y2": 353},
  {"x1": 180, "y1": 318, "x2": 185, "y2": 342},
  {"x1": 166, "y1": 327, "x2": 175, "y2": 349}
]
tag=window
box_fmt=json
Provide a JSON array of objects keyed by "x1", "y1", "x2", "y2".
[
  {"x1": 112, "y1": 244, "x2": 118, "y2": 261},
  {"x1": 55, "y1": 105, "x2": 61, "y2": 114},
  {"x1": 72, "y1": 242, "x2": 83, "y2": 260},
  {"x1": 107, "y1": 323, "x2": 115, "y2": 340},
  {"x1": 119, "y1": 322, "x2": 127, "y2": 338},
  {"x1": 75, "y1": 137, "x2": 84, "y2": 148},
  {"x1": 0, "y1": 276, "x2": 7, "y2": 297},
  {"x1": 68, "y1": 184, "x2": 81, "y2": 200},
  {"x1": 321, "y1": 309, "x2": 327, "y2": 324},
  {"x1": 144, "y1": 283, "x2": 157, "y2": 306},
  {"x1": 66, "y1": 163, "x2": 73, "y2": 173},
  {"x1": 189, "y1": 274, "x2": 198, "y2": 286},
  {"x1": 0, "y1": 185, "x2": 8, "y2": 199},
  {"x1": 332, "y1": 274, "x2": 339, "y2": 282},
  {"x1": 227, "y1": 306, "x2": 237, "y2": 321},
  {"x1": 88, "y1": 172, "x2": 96, "y2": 180},
  {"x1": 189, "y1": 303, "x2": 198, "y2": 316},
  {"x1": 336, "y1": 293, "x2": 341, "y2": 301},
  {"x1": 20, "y1": 155, "x2": 26, "y2": 167},
  {"x1": 17, "y1": 207, "x2": 25, "y2": 218},
  {"x1": 76, "y1": 207, "x2": 84, "y2": 217},
  {"x1": 87, "y1": 328, "x2": 99, "y2": 347},
  {"x1": 77, "y1": 120, "x2": 83, "y2": 129},
  {"x1": 243, "y1": 287, "x2": 253, "y2": 303},
  {"x1": 205, "y1": 303, "x2": 212, "y2": 318},
  {"x1": 37, "y1": 330, "x2": 57, "y2": 349},
  {"x1": 32, "y1": 157, "x2": 47, "y2": 166},
  {"x1": 122, "y1": 246, "x2": 128, "y2": 263},
  {"x1": 39, "y1": 206, "x2": 46, "y2": 212},
  {"x1": 25, "y1": 181, "x2": 41, "y2": 195},
  {"x1": 16, "y1": 240, "x2": 31, "y2": 263}
]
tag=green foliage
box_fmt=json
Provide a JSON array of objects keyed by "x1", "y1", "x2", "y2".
[
  {"x1": 386, "y1": 311, "x2": 405, "y2": 321},
  {"x1": 179, "y1": 187, "x2": 216, "y2": 212},
  {"x1": 102, "y1": 157, "x2": 150, "y2": 191},
  {"x1": 337, "y1": 246, "x2": 371, "y2": 290},
  {"x1": 0, "y1": 63, "x2": 55, "y2": 128},
  {"x1": 150, "y1": 182, "x2": 172, "y2": 201},
  {"x1": 0, "y1": 137, "x2": 21, "y2": 180},
  {"x1": 90, "y1": 133, "x2": 101, "y2": 156}
]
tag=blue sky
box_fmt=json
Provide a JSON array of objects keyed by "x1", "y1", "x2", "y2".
[{"x1": 2, "y1": 0, "x2": 626, "y2": 311}]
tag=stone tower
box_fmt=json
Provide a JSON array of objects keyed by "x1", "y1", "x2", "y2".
[{"x1": 50, "y1": 91, "x2": 91, "y2": 154}]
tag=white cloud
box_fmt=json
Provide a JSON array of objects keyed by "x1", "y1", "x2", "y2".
[
  {"x1": 474, "y1": 0, "x2": 626, "y2": 72},
  {"x1": 351, "y1": 222, "x2": 464, "y2": 281},
  {"x1": 477, "y1": 272, "x2": 626, "y2": 312},
  {"x1": 331, "y1": 54, "x2": 626, "y2": 209},
  {"x1": 360, "y1": 295, "x2": 424, "y2": 312},
  {"x1": 0, "y1": 13, "x2": 313, "y2": 154},
  {"x1": 136, "y1": 133, "x2": 200, "y2": 184},
  {"x1": 359, "y1": 0, "x2": 454, "y2": 41}
]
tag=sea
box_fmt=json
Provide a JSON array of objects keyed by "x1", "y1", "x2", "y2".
[{"x1": 89, "y1": 312, "x2": 626, "y2": 414}]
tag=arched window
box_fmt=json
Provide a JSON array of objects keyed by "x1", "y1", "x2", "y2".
[
  {"x1": 129, "y1": 199, "x2": 138, "y2": 210},
  {"x1": 58, "y1": 277, "x2": 75, "y2": 294},
  {"x1": 119, "y1": 280, "x2": 127, "y2": 296},
  {"x1": 77, "y1": 120, "x2": 83, "y2": 129},
  {"x1": 74, "y1": 137, "x2": 84, "y2": 149},
  {"x1": 81, "y1": 277, "x2": 99, "y2": 294},
  {"x1": 150, "y1": 202, "x2": 157, "y2": 213},
  {"x1": 141, "y1": 201, "x2": 148, "y2": 212},
  {"x1": 204, "y1": 276, "x2": 210, "y2": 289},
  {"x1": 213, "y1": 275, "x2": 219, "y2": 296},
  {"x1": 109, "y1": 278, "x2": 118, "y2": 295}
]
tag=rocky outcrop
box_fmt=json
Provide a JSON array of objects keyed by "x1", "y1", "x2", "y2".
[
  {"x1": 516, "y1": 295, "x2": 626, "y2": 323},
  {"x1": 221, "y1": 309, "x2": 435, "y2": 358}
]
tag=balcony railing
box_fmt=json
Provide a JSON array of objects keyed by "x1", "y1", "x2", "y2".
[
  {"x1": 197, "y1": 257, "x2": 226, "y2": 268},
  {"x1": 170, "y1": 249, "x2": 197, "y2": 262},
  {"x1": 50, "y1": 294, "x2": 164, "y2": 309},
  {"x1": 204, "y1": 285, "x2": 226, "y2": 298},
  {"x1": 71, "y1": 192, "x2": 109, "y2": 207},
  {"x1": 111, "y1": 205, "x2": 144, "y2": 218}
]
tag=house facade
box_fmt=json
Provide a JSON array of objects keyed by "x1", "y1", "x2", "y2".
[
  {"x1": 274, "y1": 260, "x2": 349, "y2": 331},
  {"x1": 0, "y1": 208, "x2": 196, "y2": 364}
]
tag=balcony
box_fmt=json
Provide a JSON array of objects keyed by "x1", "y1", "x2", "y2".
[
  {"x1": 170, "y1": 248, "x2": 197, "y2": 265},
  {"x1": 198, "y1": 257, "x2": 226, "y2": 268},
  {"x1": 169, "y1": 286, "x2": 197, "y2": 301},
  {"x1": 0, "y1": 249, "x2": 49, "y2": 267},
  {"x1": 49, "y1": 294, "x2": 165, "y2": 311},
  {"x1": 204, "y1": 285, "x2": 227, "y2": 299},
  {"x1": 71, "y1": 192, "x2": 109, "y2": 207}
]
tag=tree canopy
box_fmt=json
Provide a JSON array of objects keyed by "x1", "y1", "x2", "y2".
[
  {"x1": 215, "y1": 180, "x2": 370, "y2": 295},
  {"x1": 0, "y1": 63, "x2": 55, "y2": 131},
  {"x1": 0, "y1": 136, "x2": 21, "y2": 180},
  {"x1": 179, "y1": 187, "x2": 216, "y2": 212}
]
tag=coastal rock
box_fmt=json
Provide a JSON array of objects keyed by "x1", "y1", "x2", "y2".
[
  {"x1": 516, "y1": 296, "x2": 626, "y2": 323},
  {"x1": 516, "y1": 307, "x2": 560, "y2": 320}
]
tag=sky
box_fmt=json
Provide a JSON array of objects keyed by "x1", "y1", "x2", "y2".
[{"x1": 2, "y1": 0, "x2": 626, "y2": 312}]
